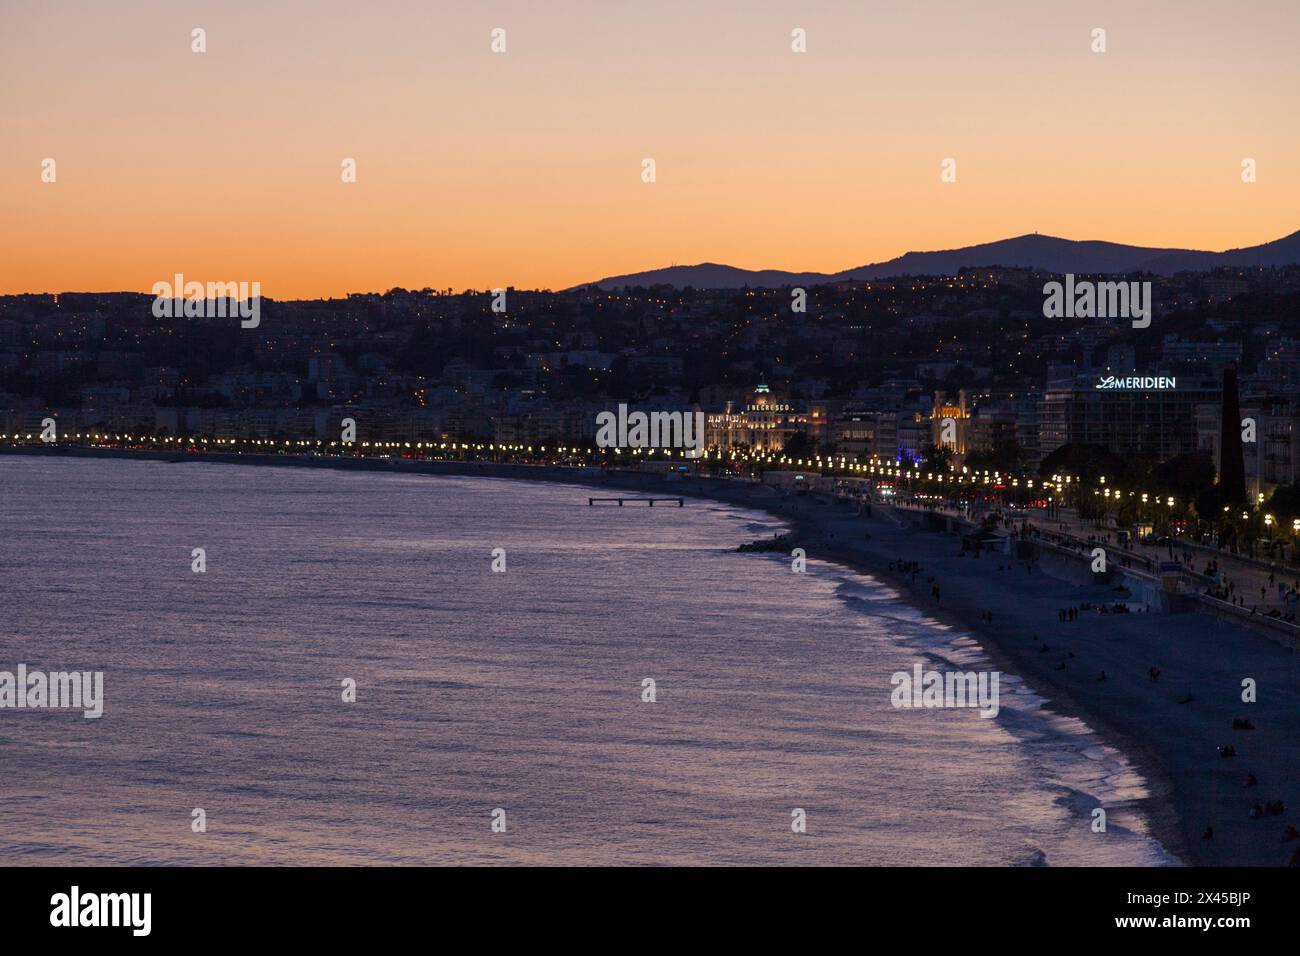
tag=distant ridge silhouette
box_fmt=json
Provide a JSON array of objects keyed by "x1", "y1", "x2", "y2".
[{"x1": 580, "y1": 229, "x2": 1300, "y2": 290}]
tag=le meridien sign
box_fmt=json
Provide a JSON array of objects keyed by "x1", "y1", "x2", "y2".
[{"x1": 1095, "y1": 375, "x2": 1177, "y2": 390}]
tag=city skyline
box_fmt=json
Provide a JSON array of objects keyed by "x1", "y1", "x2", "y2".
[
  {"x1": 8, "y1": 0, "x2": 1300, "y2": 904},
  {"x1": 5, "y1": 222, "x2": 1300, "y2": 299},
  {"x1": 4, "y1": 0, "x2": 1299, "y2": 297}
]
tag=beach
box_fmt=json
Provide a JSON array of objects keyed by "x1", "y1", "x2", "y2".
[
  {"x1": 6, "y1": 446, "x2": 1299, "y2": 866},
  {"x1": 665, "y1": 474, "x2": 1300, "y2": 867}
]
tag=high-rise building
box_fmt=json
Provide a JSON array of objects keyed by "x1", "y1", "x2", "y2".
[{"x1": 1038, "y1": 370, "x2": 1220, "y2": 461}]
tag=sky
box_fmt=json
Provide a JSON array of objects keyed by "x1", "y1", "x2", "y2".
[{"x1": 2, "y1": 0, "x2": 1298, "y2": 297}]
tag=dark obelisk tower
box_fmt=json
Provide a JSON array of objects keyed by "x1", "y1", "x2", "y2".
[{"x1": 1219, "y1": 365, "x2": 1247, "y2": 505}]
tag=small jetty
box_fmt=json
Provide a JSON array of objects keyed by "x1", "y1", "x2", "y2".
[
  {"x1": 588, "y1": 496, "x2": 684, "y2": 507},
  {"x1": 738, "y1": 533, "x2": 795, "y2": 553}
]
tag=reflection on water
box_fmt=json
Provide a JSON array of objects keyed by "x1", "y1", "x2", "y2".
[{"x1": 0, "y1": 457, "x2": 1174, "y2": 865}]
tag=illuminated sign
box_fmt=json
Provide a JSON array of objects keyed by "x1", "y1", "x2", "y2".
[{"x1": 1095, "y1": 375, "x2": 1177, "y2": 390}]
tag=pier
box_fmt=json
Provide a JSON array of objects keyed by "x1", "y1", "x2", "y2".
[{"x1": 588, "y1": 496, "x2": 684, "y2": 507}]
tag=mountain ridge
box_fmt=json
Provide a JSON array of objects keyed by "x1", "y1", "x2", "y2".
[{"x1": 579, "y1": 229, "x2": 1300, "y2": 290}]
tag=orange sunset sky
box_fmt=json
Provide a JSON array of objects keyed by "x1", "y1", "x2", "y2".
[{"x1": 2, "y1": 0, "x2": 1298, "y2": 298}]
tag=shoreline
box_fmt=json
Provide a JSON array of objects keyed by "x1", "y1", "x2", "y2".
[{"x1": 8, "y1": 447, "x2": 1300, "y2": 866}]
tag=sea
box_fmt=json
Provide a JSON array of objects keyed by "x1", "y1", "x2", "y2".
[{"x1": 0, "y1": 455, "x2": 1176, "y2": 865}]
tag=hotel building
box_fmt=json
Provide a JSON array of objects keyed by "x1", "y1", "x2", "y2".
[
  {"x1": 1038, "y1": 370, "x2": 1221, "y2": 462},
  {"x1": 705, "y1": 384, "x2": 826, "y2": 453}
]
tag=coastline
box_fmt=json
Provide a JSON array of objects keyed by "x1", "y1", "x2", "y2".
[{"x1": 8, "y1": 447, "x2": 1300, "y2": 866}]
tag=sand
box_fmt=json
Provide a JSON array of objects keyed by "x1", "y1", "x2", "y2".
[{"x1": 666, "y1": 477, "x2": 1300, "y2": 866}]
